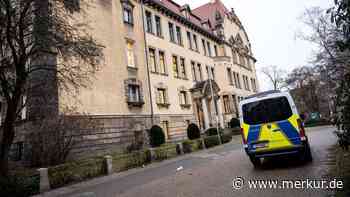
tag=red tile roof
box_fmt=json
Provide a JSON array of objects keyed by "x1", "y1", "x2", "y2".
[{"x1": 192, "y1": 0, "x2": 229, "y2": 27}]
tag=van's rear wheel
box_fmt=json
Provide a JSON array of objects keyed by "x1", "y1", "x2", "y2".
[
  {"x1": 249, "y1": 156, "x2": 261, "y2": 168},
  {"x1": 300, "y1": 142, "x2": 313, "y2": 162}
]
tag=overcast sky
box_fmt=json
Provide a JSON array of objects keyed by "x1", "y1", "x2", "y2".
[{"x1": 176, "y1": 0, "x2": 333, "y2": 90}]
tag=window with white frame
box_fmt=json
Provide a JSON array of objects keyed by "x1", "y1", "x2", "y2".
[
  {"x1": 157, "y1": 88, "x2": 168, "y2": 105},
  {"x1": 158, "y1": 51, "x2": 166, "y2": 74},
  {"x1": 149, "y1": 48, "x2": 157, "y2": 72},
  {"x1": 125, "y1": 79, "x2": 144, "y2": 106},
  {"x1": 227, "y1": 68, "x2": 233, "y2": 85},
  {"x1": 155, "y1": 15, "x2": 162, "y2": 37},
  {"x1": 179, "y1": 57, "x2": 186, "y2": 79},
  {"x1": 146, "y1": 11, "x2": 153, "y2": 34},
  {"x1": 121, "y1": 0, "x2": 134, "y2": 25},
  {"x1": 126, "y1": 40, "x2": 135, "y2": 68}
]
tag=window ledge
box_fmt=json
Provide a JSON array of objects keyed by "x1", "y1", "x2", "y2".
[
  {"x1": 127, "y1": 101, "x2": 145, "y2": 107},
  {"x1": 180, "y1": 104, "x2": 191, "y2": 109},
  {"x1": 127, "y1": 66, "x2": 138, "y2": 71},
  {"x1": 157, "y1": 103, "x2": 170, "y2": 108}
]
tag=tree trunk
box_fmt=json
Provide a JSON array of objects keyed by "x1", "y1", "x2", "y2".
[{"x1": 0, "y1": 104, "x2": 16, "y2": 177}]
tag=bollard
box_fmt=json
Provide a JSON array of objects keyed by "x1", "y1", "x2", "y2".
[
  {"x1": 176, "y1": 143, "x2": 184, "y2": 155},
  {"x1": 148, "y1": 147, "x2": 156, "y2": 161},
  {"x1": 201, "y1": 138, "x2": 206, "y2": 149},
  {"x1": 37, "y1": 168, "x2": 50, "y2": 193},
  {"x1": 104, "y1": 155, "x2": 113, "y2": 175}
]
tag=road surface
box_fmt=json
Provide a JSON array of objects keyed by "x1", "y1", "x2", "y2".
[{"x1": 55, "y1": 126, "x2": 338, "y2": 197}]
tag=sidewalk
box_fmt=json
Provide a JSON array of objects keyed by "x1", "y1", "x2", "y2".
[{"x1": 34, "y1": 135, "x2": 243, "y2": 197}]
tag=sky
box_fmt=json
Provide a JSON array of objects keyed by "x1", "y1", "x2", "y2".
[{"x1": 176, "y1": 0, "x2": 333, "y2": 91}]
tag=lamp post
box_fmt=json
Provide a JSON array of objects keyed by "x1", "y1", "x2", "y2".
[{"x1": 208, "y1": 68, "x2": 222, "y2": 144}]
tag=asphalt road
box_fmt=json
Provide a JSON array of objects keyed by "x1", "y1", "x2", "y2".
[{"x1": 61, "y1": 125, "x2": 338, "y2": 197}]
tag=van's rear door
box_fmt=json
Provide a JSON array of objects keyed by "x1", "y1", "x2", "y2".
[{"x1": 242, "y1": 96, "x2": 301, "y2": 152}]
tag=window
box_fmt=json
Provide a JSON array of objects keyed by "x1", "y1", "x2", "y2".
[
  {"x1": 123, "y1": 7, "x2": 133, "y2": 25},
  {"x1": 169, "y1": 23, "x2": 175, "y2": 42},
  {"x1": 191, "y1": 61, "x2": 197, "y2": 81},
  {"x1": 179, "y1": 91, "x2": 189, "y2": 105},
  {"x1": 146, "y1": 11, "x2": 153, "y2": 33},
  {"x1": 180, "y1": 57, "x2": 186, "y2": 78},
  {"x1": 251, "y1": 78, "x2": 257, "y2": 92},
  {"x1": 155, "y1": 15, "x2": 162, "y2": 37},
  {"x1": 128, "y1": 85, "x2": 141, "y2": 102},
  {"x1": 239, "y1": 54, "x2": 245, "y2": 66},
  {"x1": 227, "y1": 68, "x2": 233, "y2": 85},
  {"x1": 207, "y1": 41, "x2": 212, "y2": 57},
  {"x1": 187, "y1": 32, "x2": 192, "y2": 49},
  {"x1": 223, "y1": 95, "x2": 231, "y2": 113},
  {"x1": 159, "y1": 51, "x2": 166, "y2": 74},
  {"x1": 232, "y1": 50, "x2": 238, "y2": 64},
  {"x1": 214, "y1": 45, "x2": 218, "y2": 56},
  {"x1": 206, "y1": 66, "x2": 210, "y2": 79},
  {"x1": 176, "y1": 26, "x2": 182, "y2": 45},
  {"x1": 149, "y1": 48, "x2": 157, "y2": 72},
  {"x1": 242, "y1": 97, "x2": 293, "y2": 125},
  {"x1": 197, "y1": 63, "x2": 203, "y2": 81},
  {"x1": 157, "y1": 88, "x2": 167, "y2": 104},
  {"x1": 234, "y1": 73, "x2": 241, "y2": 89},
  {"x1": 172, "y1": 55, "x2": 179, "y2": 78},
  {"x1": 202, "y1": 39, "x2": 207, "y2": 56},
  {"x1": 126, "y1": 40, "x2": 135, "y2": 68},
  {"x1": 193, "y1": 34, "x2": 198, "y2": 51}
]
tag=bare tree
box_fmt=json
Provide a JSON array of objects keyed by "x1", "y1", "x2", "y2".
[
  {"x1": 261, "y1": 66, "x2": 286, "y2": 90},
  {"x1": 0, "y1": 0, "x2": 104, "y2": 176}
]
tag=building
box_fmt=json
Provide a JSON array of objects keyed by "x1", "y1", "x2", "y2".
[
  {"x1": 141, "y1": 0, "x2": 258, "y2": 141},
  {"x1": 3, "y1": 0, "x2": 259, "y2": 158}
]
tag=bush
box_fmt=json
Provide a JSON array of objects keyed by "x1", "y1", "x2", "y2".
[
  {"x1": 187, "y1": 123, "x2": 201, "y2": 140},
  {"x1": 0, "y1": 175, "x2": 39, "y2": 197},
  {"x1": 182, "y1": 139, "x2": 203, "y2": 153},
  {"x1": 204, "y1": 135, "x2": 221, "y2": 148},
  {"x1": 153, "y1": 144, "x2": 178, "y2": 161},
  {"x1": 229, "y1": 118, "x2": 240, "y2": 128},
  {"x1": 149, "y1": 125, "x2": 166, "y2": 147},
  {"x1": 205, "y1": 127, "x2": 223, "y2": 136}
]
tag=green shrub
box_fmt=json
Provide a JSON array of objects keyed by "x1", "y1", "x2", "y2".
[
  {"x1": 204, "y1": 135, "x2": 221, "y2": 148},
  {"x1": 182, "y1": 139, "x2": 203, "y2": 153},
  {"x1": 205, "y1": 127, "x2": 223, "y2": 136},
  {"x1": 220, "y1": 133, "x2": 233, "y2": 144},
  {"x1": 187, "y1": 123, "x2": 201, "y2": 140},
  {"x1": 112, "y1": 150, "x2": 151, "y2": 172},
  {"x1": 48, "y1": 157, "x2": 105, "y2": 188},
  {"x1": 153, "y1": 144, "x2": 178, "y2": 161},
  {"x1": 229, "y1": 118, "x2": 240, "y2": 128},
  {"x1": 0, "y1": 175, "x2": 39, "y2": 197},
  {"x1": 149, "y1": 125, "x2": 166, "y2": 147}
]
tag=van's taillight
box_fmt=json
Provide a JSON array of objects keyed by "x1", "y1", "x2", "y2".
[
  {"x1": 241, "y1": 128, "x2": 247, "y2": 144},
  {"x1": 297, "y1": 119, "x2": 306, "y2": 140}
]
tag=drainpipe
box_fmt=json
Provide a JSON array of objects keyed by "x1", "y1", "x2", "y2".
[{"x1": 141, "y1": 0, "x2": 154, "y2": 125}]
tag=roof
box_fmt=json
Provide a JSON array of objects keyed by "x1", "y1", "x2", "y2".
[{"x1": 192, "y1": 0, "x2": 229, "y2": 28}]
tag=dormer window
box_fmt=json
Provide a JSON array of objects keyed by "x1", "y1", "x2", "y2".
[{"x1": 121, "y1": 0, "x2": 134, "y2": 26}]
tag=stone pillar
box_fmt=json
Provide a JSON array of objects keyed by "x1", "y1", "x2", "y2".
[
  {"x1": 217, "y1": 97, "x2": 225, "y2": 128},
  {"x1": 104, "y1": 155, "x2": 113, "y2": 175},
  {"x1": 201, "y1": 98, "x2": 210, "y2": 129},
  {"x1": 38, "y1": 168, "x2": 50, "y2": 193}
]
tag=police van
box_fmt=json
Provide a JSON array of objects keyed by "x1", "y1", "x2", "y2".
[{"x1": 239, "y1": 90, "x2": 312, "y2": 167}]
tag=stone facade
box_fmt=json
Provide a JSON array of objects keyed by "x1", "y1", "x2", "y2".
[{"x1": 5, "y1": 0, "x2": 260, "y2": 158}]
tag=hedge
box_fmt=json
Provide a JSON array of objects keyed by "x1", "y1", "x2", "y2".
[
  {"x1": 0, "y1": 174, "x2": 39, "y2": 197},
  {"x1": 153, "y1": 144, "x2": 178, "y2": 161},
  {"x1": 48, "y1": 156, "x2": 105, "y2": 189},
  {"x1": 182, "y1": 139, "x2": 203, "y2": 153},
  {"x1": 204, "y1": 135, "x2": 221, "y2": 148},
  {"x1": 111, "y1": 150, "x2": 151, "y2": 172}
]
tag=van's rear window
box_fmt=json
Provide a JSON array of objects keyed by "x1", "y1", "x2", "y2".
[{"x1": 242, "y1": 97, "x2": 293, "y2": 125}]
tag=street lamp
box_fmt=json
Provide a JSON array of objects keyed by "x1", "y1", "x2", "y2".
[{"x1": 208, "y1": 67, "x2": 222, "y2": 145}]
